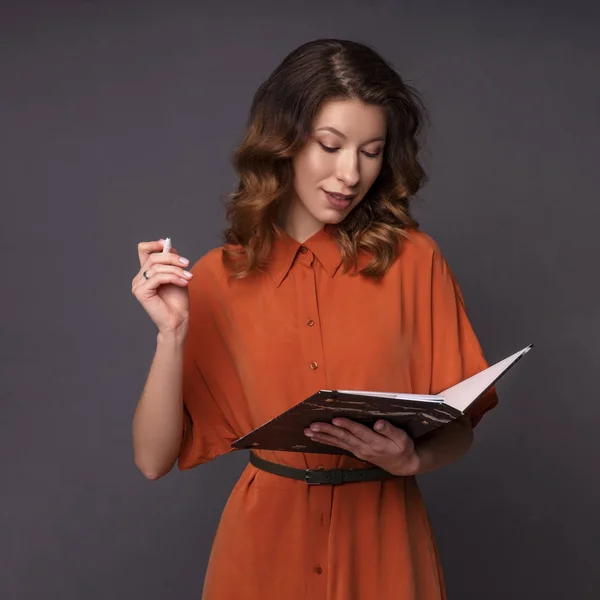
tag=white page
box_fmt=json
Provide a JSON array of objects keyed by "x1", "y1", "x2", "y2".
[
  {"x1": 442, "y1": 345, "x2": 532, "y2": 412},
  {"x1": 334, "y1": 390, "x2": 442, "y2": 402}
]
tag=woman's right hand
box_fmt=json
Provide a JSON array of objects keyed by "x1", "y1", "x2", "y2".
[{"x1": 131, "y1": 239, "x2": 194, "y2": 335}]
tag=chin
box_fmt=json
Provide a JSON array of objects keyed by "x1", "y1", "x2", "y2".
[{"x1": 317, "y1": 208, "x2": 348, "y2": 225}]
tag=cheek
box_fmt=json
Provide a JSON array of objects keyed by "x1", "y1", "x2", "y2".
[
  {"x1": 296, "y1": 148, "x2": 332, "y2": 184},
  {"x1": 364, "y1": 160, "x2": 383, "y2": 186},
  {"x1": 356, "y1": 160, "x2": 383, "y2": 196}
]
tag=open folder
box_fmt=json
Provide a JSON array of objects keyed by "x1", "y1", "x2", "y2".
[{"x1": 231, "y1": 344, "x2": 533, "y2": 455}]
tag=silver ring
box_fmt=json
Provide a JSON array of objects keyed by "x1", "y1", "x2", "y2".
[{"x1": 143, "y1": 270, "x2": 150, "y2": 280}]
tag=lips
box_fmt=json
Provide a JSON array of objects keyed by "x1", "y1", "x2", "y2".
[
  {"x1": 323, "y1": 189, "x2": 355, "y2": 211},
  {"x1": 324, "y1": 190, "x2": 355, "y2": 201}
]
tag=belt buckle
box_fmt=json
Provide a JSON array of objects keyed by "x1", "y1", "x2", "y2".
[{"x1": 305, "y1": 469, "x2": 323, "y2": 485}]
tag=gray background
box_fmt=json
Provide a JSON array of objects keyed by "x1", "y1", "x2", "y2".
[{"x1": 1, "y1": 1, "x2": 599, "y2": 598}]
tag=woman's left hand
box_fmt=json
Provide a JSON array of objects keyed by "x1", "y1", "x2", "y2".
[{"x1": 304, "y1": 418, "x2": 421, "y2": 476}]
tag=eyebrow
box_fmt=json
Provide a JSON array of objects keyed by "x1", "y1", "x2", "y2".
[{"x1": 315, "y1": 126, "x2": 386, "y2": 144}]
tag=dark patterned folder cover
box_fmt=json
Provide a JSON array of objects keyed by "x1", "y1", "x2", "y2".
[
  {"x1": 232, "y1": 344, "x2": 533, "y2": 455},
  {"x1": 231, "y1": 390, "x2": 462, "y2": 455}
]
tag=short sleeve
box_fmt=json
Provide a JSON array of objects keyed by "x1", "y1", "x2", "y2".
[
  {"x1": 177, "y1": 258, "x2": 239, "y2": 470},
  {"x1": 429, "y1": 246, "x2": 498, "y2": 428}
]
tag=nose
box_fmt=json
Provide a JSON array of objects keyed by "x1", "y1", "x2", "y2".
[{"x1": 336, "y1": 150, "x2": 360, "y2": 188}]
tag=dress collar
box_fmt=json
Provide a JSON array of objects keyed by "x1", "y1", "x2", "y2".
[{"x1": 267, "y1": 225, "x2": 343, "y2": 287}]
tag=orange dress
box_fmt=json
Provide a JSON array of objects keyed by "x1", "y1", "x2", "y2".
[{"x1": 178, "y1": 226, "x2": 498, "y2": 600}]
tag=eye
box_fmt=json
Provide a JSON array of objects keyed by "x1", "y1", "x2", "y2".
[
  {"x1": 363, "y1": 150, "x2": 381, "y2": 159},
  {"x1": 319, "y1": 142, "x2": 339, "y2": 153}
]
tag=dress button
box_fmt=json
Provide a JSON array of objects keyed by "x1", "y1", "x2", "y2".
[
  {"x1": 309, "y1": 361, "x2": 318, "y2": 370},
  {"x1": 299, "y1": 246, "x2": 308, "y2": 254},
  {"x1": 314, "y1": 565, "x2": 323, "y2": 575},
  {"x1": 307, "y1": 319, "x2": 314, "y2": 327}
]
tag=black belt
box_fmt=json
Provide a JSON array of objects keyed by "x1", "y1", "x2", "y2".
[{"x1": 249, "y1": 452, "x2": 398, "y2": 485}]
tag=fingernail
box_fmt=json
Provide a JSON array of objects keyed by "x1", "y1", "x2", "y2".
[
  {"x1": 179, "y1": 257, "x2": 189, "y2": 265},
  {"x1": 183, "y1": 271, "x2": 193, "y2": 278},
  {"x1": 375, "y1": 421, "x2": 384, "y2": 431},
  {"x1": 305, "y1": 430, "x2": 314, "y2": 437}
]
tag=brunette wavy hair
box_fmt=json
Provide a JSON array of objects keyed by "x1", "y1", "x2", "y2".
[{"x1": 222, "y1": 38, "x2": 428, "y2": 279}]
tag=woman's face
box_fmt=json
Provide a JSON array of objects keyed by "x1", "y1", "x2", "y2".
[{"x1": 285, "y1": 98, "x2": 387, "y2": 242}]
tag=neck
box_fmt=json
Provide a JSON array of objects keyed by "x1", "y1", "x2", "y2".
[{"x1": 278, "y1": 196, "x2": 325, "y2": 244}]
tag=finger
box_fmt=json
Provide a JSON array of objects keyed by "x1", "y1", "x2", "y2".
[
  {"x1": 373, "y1": 420, "x2": 412, "y2": 448},
  {"x1": 137, "y1": 240, "x2": 166, "y2": 267},
  {"x1": 133, "y1": 271, "x2": 190, "y2": 294},
  {"x1": 305, "y1": 431, "x2": 353, "y2": 452},
  {"x1": 137, "y1": 264, "x2": 193, "y2": 285},
  {"x1": 142, "y1": 249, "x2": 191, "y2": 270},
  {"x1": 309, "y1": 422, "x2": 363, "y2": 450},
  {"x1": 331, "y1": 418, "x2": 385, "y2": 445}
]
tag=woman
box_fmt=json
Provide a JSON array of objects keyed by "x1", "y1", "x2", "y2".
[{"x1": 131, "y1": 39, "x2": 497, "y2": 600}]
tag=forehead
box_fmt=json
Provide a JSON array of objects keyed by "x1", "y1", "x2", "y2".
[{"x1": 313, "y1": 99, "x2": 387, "y2": 138}]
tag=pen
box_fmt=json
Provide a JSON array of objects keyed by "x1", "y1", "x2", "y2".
[{"x1": 162, "y1": 237, "x2": 171, "y2": 253}]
